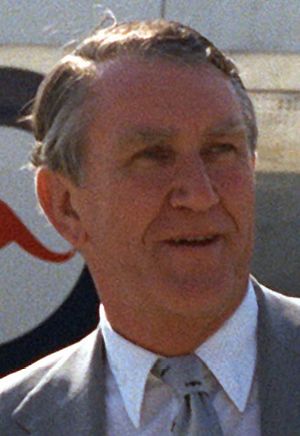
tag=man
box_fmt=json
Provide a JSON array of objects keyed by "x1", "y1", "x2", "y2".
[{"x1": 0, "y1": 20, "x2": 299, "y2": 435}]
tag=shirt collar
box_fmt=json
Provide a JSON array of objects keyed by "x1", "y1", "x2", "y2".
[
  {"x1": 196, "y1": 280, "x2": 258, "y2": 412},
  {"x1": 100, "y1": 279, "x2": 258, "y2": 426},
  {"x1": 100, "y1": 304, "x2": 158, "y2": 428}
]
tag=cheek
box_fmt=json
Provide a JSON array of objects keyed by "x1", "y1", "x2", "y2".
[
  {"x1": 212, "y1": 165, "x2": 255, "y2": 223},
  {"x1": 85, "y1": 174, "x2": 165, "y2": 246},
  {"x1": 117, "y1": 171, "x2": 169, "y2": 212},
  {"x1": 211, "y1": 160, "x2": 255, "y2": 196}
]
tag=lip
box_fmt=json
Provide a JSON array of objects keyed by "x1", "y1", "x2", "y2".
[{"x1": 158, "y1": 235, "x2": 224, "y2": 265}]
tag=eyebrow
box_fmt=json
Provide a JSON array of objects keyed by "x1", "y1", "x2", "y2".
[
  {"x1": 206, "y1": 118, "x2": 247, "y2": 137},
  {"x1": 117, "y1": 127, "x2": 178, "y2": 148},
  {"x1": 117, "y1": 118, "x2": 247, "y2": 150}
]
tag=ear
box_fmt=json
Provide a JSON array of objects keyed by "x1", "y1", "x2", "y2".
[
  {"x1": 35, "y1": 167, "x2": 87, "y2": 250},
  {"x1": 252, "y1": 150, "x2": 257, "y2": 168}
]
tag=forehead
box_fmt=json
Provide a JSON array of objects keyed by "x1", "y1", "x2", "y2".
[{"x1": 85, "y1": 56, "x2": 245, "y2": 145}]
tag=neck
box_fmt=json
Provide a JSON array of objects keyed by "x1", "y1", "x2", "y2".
[{"x1": 103, "y1": 291, "x2": 245, "y2": 356}]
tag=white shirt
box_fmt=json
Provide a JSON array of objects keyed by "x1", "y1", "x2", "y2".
[{"x1": 100, "y1": 281, "x2": 260, "y2": 435}]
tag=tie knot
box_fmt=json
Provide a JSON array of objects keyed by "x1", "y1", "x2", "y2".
[{"x1": 153, "y1": 354, "x2": 208, "y2": 396}]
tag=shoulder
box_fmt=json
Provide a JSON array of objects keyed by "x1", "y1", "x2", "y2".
[
  {"x1": 0, "y1": 329, "x2": 101, "y2": 430},
  {"x1": 1, "y1": 338, "x2": 79, "y2": 392},
  {"x1": 255, "y1": 280, "x2": 300, "y2": 318},
  {"x1": 253, "y1": 278, "x2": 300, "y2": 349}
]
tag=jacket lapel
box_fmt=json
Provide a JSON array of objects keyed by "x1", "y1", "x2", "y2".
[
  {"x1": 12, "y1": 329, "x2": 106, "y2": 435},
  {"x1": 254, "y1": 279, "x2": 300, "y2": 436}
]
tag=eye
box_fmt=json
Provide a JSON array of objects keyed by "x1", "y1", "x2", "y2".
[
  {"x1": 136, "y1": 145, "x2": 174, "y2": 164},
  {"x1": 201, "y1": 142, "x2": 238, "y2": 159},
  {"x1": 209, "y1": 143, "x2": 237, "y2": 154}
]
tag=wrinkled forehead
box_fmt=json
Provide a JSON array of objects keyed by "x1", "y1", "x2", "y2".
[
  {"x1": 82, "y1": 57, "x2": 247, "y2": 152},
  {"x1": 90, "y1": 52, "x2": 227, "y2": 85},
  {"x1": 86, "y1": 54, "x2": 241, "y2": 112},
  {"x1": 80, "y1": 55, "x2": 255, "y2": 158}
]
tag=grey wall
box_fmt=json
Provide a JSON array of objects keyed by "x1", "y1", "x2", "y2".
[
  {"x1": 0, "y1": 0, "x2": 160, "y2": 45},
  {"x1": 165, "y1": 0, "x2": 300, "y2": 52},
  {"x1": 1, "y1": 0, "x2": 300, "y2": 52}
]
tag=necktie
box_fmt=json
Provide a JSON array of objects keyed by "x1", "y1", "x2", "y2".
[{"x1": 152, "y1": 354, "x2": 223, "y2": 435}]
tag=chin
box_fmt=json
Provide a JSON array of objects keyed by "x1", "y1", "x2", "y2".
[{"x1": 161, "y1": 267, "x2": 246, "y2": 315}]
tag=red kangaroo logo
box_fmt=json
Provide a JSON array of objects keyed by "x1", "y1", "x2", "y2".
[{"x1": 0, "y1": 199, "x2": 74, "y2": 262}]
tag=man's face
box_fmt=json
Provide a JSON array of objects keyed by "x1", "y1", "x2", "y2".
[{"x1": 72, "y1": 57, "x2": 256, "y2": 325}]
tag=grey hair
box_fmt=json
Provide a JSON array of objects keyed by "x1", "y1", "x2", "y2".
[{"x1": 30, "y1": 20, "x2": 257, "y2": 184}]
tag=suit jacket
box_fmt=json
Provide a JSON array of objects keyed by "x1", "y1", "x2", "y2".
[{"x1": 1, "y1": 280, "x2": 300, "y2": 435}]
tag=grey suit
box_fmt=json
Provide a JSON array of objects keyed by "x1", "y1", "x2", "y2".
[{"x1": 1, "y1": 280, "x2": 300, "y2": 435}]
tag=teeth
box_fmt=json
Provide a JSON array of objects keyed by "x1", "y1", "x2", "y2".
[{"x1": 173, "y1": 236, "x2": 214, "y2": 243}]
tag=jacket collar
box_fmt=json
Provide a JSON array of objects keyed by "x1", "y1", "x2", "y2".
[{"x1": 13, "y1": 329, "x2": 106, "y2": 435}]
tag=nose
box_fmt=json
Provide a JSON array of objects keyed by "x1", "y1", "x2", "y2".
[{"x1": 168, "y1": 155, "x2": 219, "y2": 212}]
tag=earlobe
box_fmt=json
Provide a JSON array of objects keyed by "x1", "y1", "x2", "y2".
[{"x1": 35, "y1": 168, "x2": 87, "y2": 249}]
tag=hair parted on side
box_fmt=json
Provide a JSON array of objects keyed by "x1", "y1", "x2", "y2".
[{"x1": 30, "y1": 19, "x2": 257, "y2": 184}]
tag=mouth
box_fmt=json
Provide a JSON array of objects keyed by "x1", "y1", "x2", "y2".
[{"x1": 165, "y1": 235, "x2": 220, "y2": 247}]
